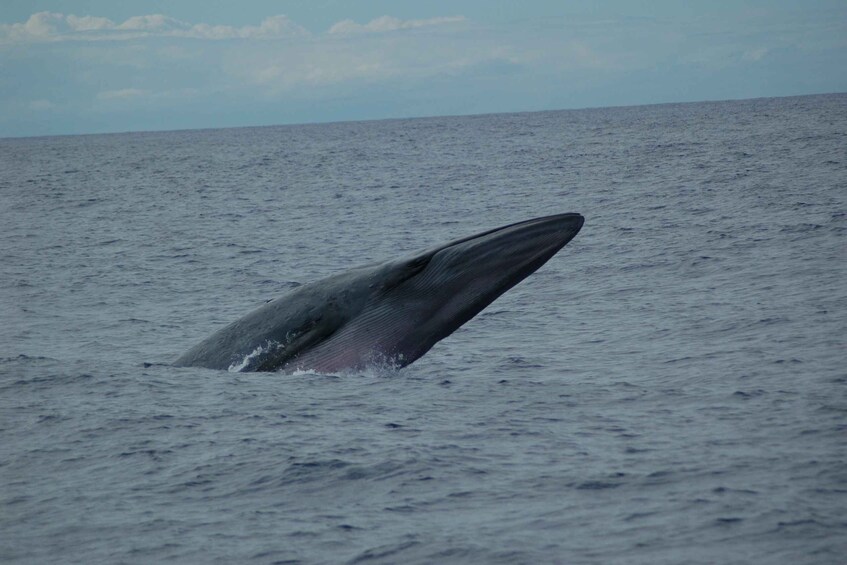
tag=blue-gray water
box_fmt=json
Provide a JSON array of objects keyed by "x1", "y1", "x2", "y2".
[{"x1": 2, "y1": 94, "x2": 846, "y2": 564}]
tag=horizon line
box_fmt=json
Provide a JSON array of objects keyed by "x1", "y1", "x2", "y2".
[{"x1": 2, "y1": 90, "x2": 843, "y2": 142}]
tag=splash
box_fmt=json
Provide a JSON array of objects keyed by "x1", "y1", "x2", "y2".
[{"x1": 227, "y1": 341, "x2": 281, "y2": 372}]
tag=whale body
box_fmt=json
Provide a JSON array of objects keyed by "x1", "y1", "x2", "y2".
[{"x1": 174, "y1": 213, "x2": 584, "y2": 373}]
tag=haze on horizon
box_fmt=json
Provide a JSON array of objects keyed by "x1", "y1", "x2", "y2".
[{"x1": 1, "y1": 0, "x2": 845, "y2": 138}]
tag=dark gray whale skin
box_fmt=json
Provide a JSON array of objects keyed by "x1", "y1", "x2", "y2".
[{"x1": 173, "y1": 213, "x2": 584, "y2": 373}]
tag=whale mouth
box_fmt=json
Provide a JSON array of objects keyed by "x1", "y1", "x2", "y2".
[
  {"x1": 432, "y1": 213, "x2": 584, "y2": 255},
  {"x1": 431, "y1": 213, "x2": 585, "y2": 279}
]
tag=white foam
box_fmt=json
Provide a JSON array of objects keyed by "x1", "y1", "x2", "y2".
[{"x1": 227, "y1": 341, "x2": 278, "y2": 372}]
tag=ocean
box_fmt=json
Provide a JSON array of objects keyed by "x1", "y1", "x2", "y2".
[{"x1": 1, "y1": 93, "x2": 845, "y2": 564}]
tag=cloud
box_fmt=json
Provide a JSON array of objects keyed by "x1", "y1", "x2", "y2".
[
  {"x1": 742, "y1": 48, "x2": 769, "y2": 62},
  {"x1": 29, "y1": 99, "x2": 56, "y2": 110},
  {"x1": 227, "y1": 20, "x2": 521, "y2": 93},
  {"x1": 201, "y1": 14, "x2": 306, "y2": 39},
  {"x1": 4, "y1": 7, "x2": 843, "y2": 138},
  {"x1": 0, "y1": 12, "x2": 308, "y2": 43},
  {"x1": 328, "y1": 15, "x2": 466, "y2": 35},
  {"x1": 5, "y1": 11, "x2": 589, "y2": 103},
  {"x1": 66, "y1": 15, "x2": 114, "y2": 32},
  {"x1": 97, "y1": 88, "x2": 148, "y2": 100},
  {"x1": 5, "y1": 12, "x2": 117, "y2": 38},
  {"x1": 116, "y1": 14, "x2": 187, "y2": 32},
  {"x1": 0, "y1": 12, "x2": 463, "y2": 43},
  {"x1": 2, "y1": 11, "x2": 74, "y2": 39}
]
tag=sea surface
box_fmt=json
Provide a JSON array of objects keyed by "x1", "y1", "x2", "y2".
[{"x1": 1, "y1": 94, "x2": 846, "y2": 564}]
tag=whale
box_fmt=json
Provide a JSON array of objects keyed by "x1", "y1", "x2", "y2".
[{"x1": 173, "y1": 213, "x2": 584, "y2": 373}]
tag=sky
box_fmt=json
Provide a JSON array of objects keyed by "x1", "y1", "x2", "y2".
[{"x1": 1, "y1": 1, "x2": 845, "y2": 137}]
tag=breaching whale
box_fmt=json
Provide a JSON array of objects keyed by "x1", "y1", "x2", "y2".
[{"x1": 174, "y1": 213, "x2": 584, "y2": 373}]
